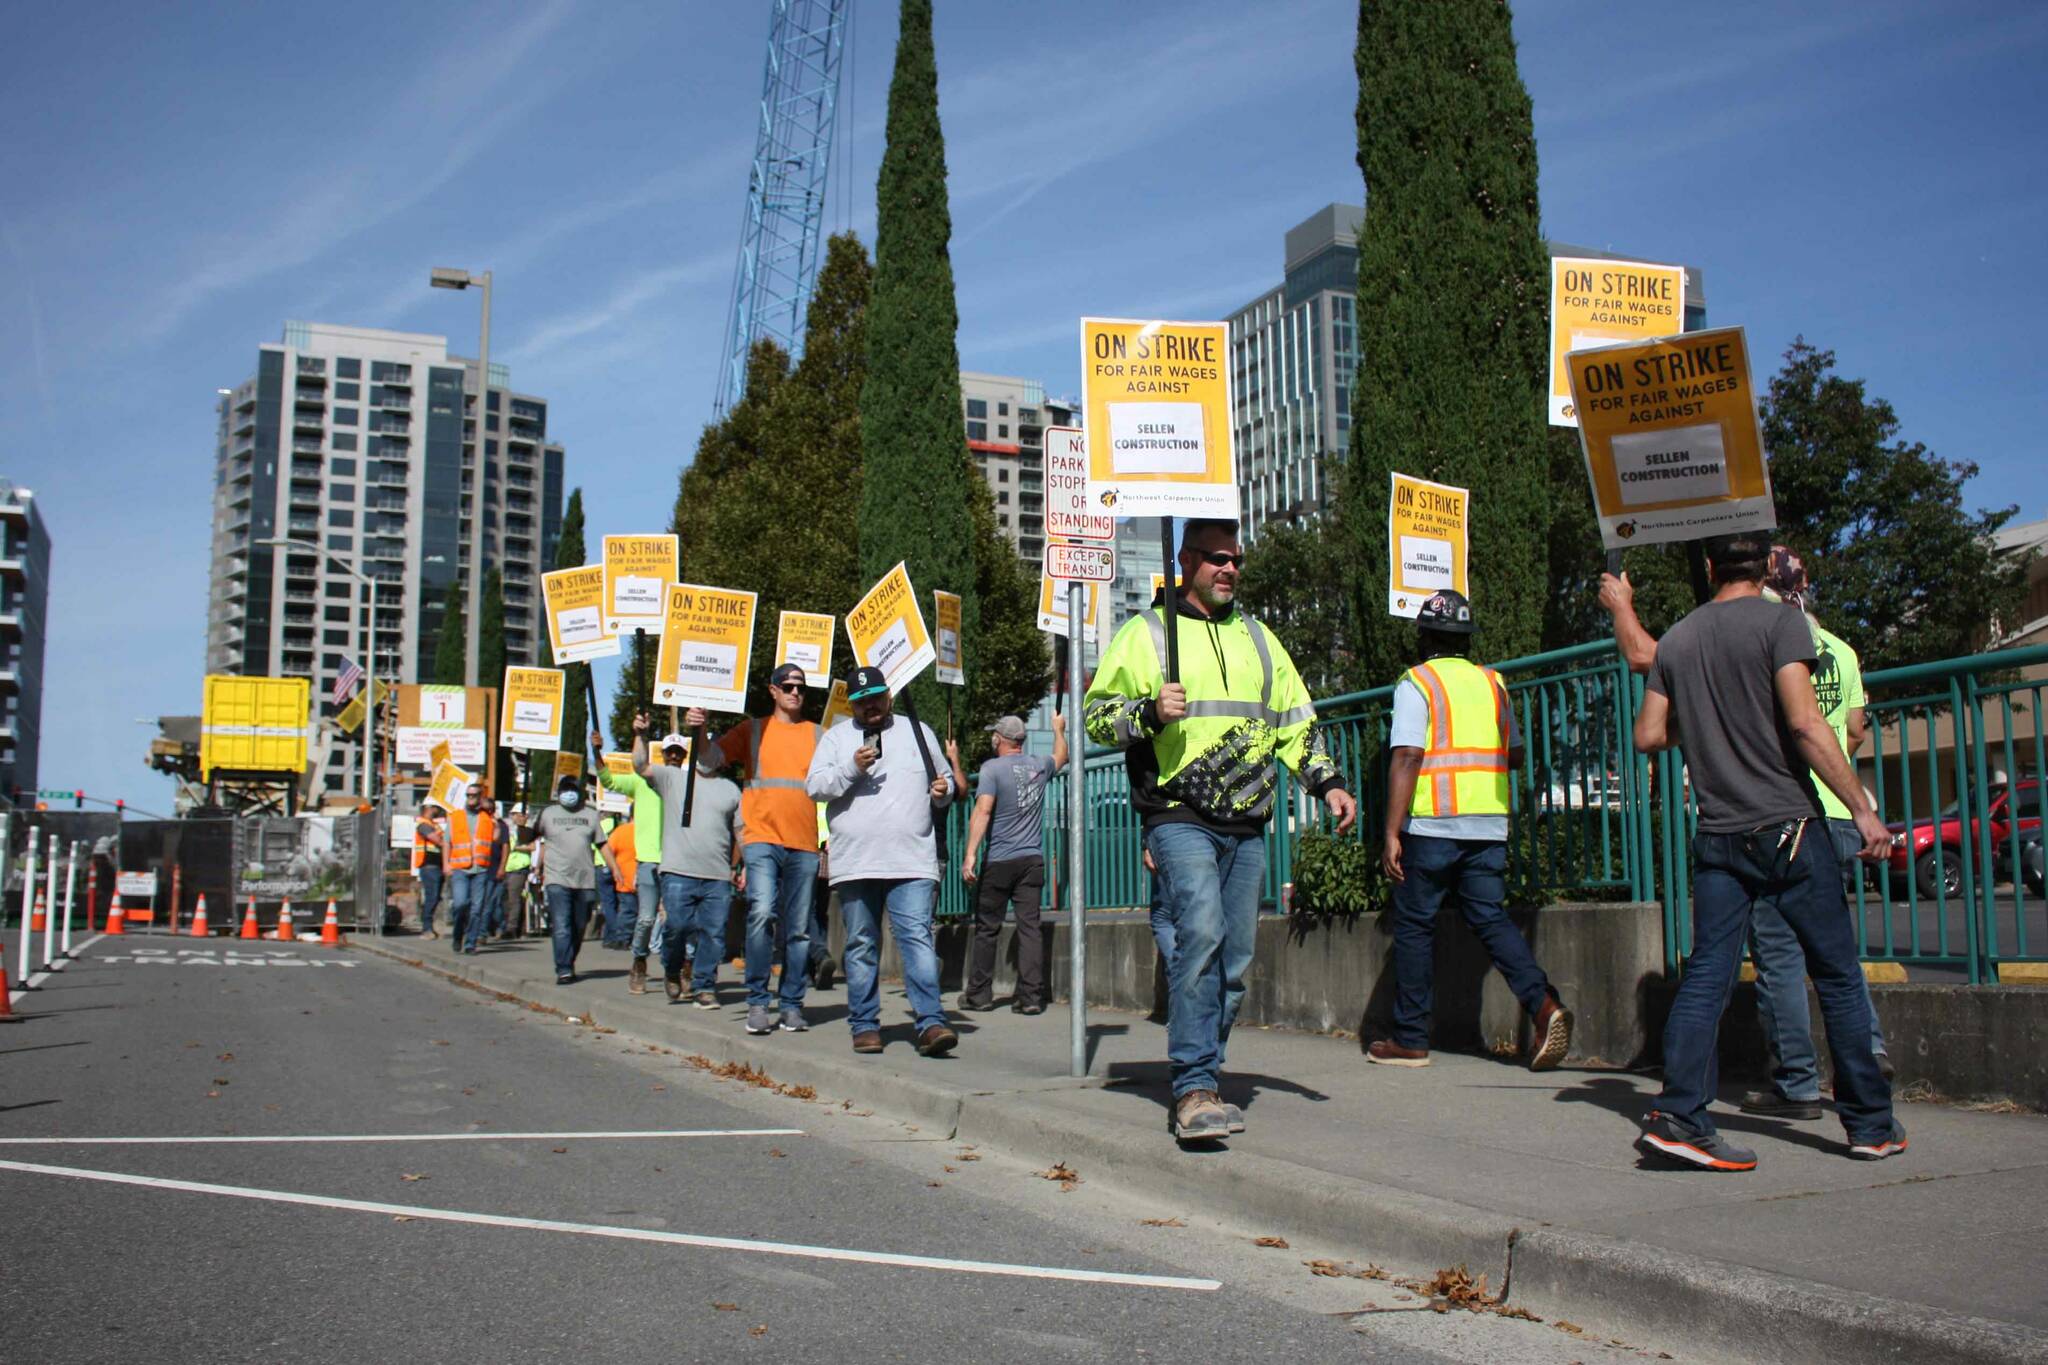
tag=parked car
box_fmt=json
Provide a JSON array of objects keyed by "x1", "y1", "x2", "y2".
[{"x1": 1886, "y1": 777, "x2": 2043, "y2": 897}]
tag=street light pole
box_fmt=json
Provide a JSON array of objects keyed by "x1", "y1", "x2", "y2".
[
  {"x1": 429, "y1": 267, "x2": 493, "y2": 691},
  {"x1": 261, "y1": 537, "x2": 374, "y2": 806}
]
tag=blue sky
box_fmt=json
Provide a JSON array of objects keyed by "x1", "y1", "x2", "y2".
[{"x1": 3, "y1": 0, "x2": 2043, "y2": 811}]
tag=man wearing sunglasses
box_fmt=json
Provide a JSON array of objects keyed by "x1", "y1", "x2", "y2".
[
  {"x1": 686, "y1": 662, "x2": 824, "y2": 1036},
  {"x1": 1086, "y1": 518, "x2": 1357, "y2": 1145}
]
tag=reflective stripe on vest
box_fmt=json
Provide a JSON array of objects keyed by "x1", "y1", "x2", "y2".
[
  {"x1": 1140, "y1": 608, "x2": 1284, "y2": 722},
  {"x1": 745, "y1": 716, "x2": 818, "y2": 792},
  {"x1": 445, "y1": 811, "x2": 496, "y2": 871},
  {"x1": 1406, "y1": 659, "x2": 1511, "y2": 818}
]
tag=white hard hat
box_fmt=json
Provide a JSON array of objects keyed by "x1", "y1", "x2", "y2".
[{"x1": 659, "y1": 732, "x2": 691, "y2": 751}]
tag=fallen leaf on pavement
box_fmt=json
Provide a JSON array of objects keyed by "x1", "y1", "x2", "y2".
[
  {"x1": 217, "y1": 1052, "x2": 235, "y2": 1062},
  {"x1": 749, "y1": 1325, "x2": 767, "y2": 1338},
  {"x1": 433, "y1": 1039, "x2": 450, "y2": 1046},
  {"x1": 1141, "y1": 1217, "x2": 1187, "y2": 1228},
  {"x1": 205, "y1": 1091, "x2": 220, "y2": 1099},
  {"x1": 392, "y1": 1215, "x2": 415, "y2": 1223},
  {"x1": 955, "y1": 1149, "x2": 981, "y2": 1161},
  {"x1": 767, "y1": 1148, "x2": 787, "y2": 1158},
  {"x1": 551, "y1": 1147, "x2": 567, "y2": 1154},
  {"x1": 400, "y1": 1173, "x2": 428, "y2": 1182},
  {"x1": 943, "y1": 1164, "x2": 958, "y2": 1173},
  {"x1": 926, "y1": 1180, "x2": 943, "y2": 1188},
  {"x1": 1555, "y1": 1321, "x2": 1583, "y2": 1335},
  {"x1": 712, "y1": 1303, "x2": 738, "y2": 1312},
  {"x1": 212, "y1": 1078, "x2": 231, "y2": 1085},
  {"x1": 1253, "y1": 1236, "x2": 1290, "y2": 1249},
  {"x1": 1035, "y1": 1163, "x2": 1081, "y2": 1189}
]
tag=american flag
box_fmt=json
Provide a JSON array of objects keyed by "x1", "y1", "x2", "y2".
[{"x1": 332, "y1": 656, "x2": 364, "y2": 708}]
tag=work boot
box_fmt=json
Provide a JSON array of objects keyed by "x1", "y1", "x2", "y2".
[
  {"x1": 1171, "y1": 1090, "x2": 1230, "y2": 1143},
  {"x1": 1529, "y1": 994, "x2": 1573, "y2": 1072},
  {"x1": 1739, "y1": 1090, "x2": 1823, "y2": 1121},
  {"x1": 663, "y1": 971, "x2": 683, "y2": 1003},
  {"x1": 915, "y1": 1024, "x2": 958, "y2": 1057},
  {"x1": 628, "y1": 958, "x2": 647, "y2": 995},
  {"x1": 1366, "y1": 1039, "x2": 1431, "y2": 1067},
  {"x1": 852, "y1": 1031, "x2": 883, "y2": 1054},
  {"x1": 1222, "y1": 1102, "x2": 1246, "y2": 1134},
  {"x1": 693, "y1": 990, "x2": 718, "y2": 1010}
]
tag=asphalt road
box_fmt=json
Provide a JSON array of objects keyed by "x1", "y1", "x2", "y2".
[{"x1": 0, "y1": 936, "x2": 1662, "y2": 1365}]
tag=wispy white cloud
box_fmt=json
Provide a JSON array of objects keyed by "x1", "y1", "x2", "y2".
[
  {"x1": 504, "y1": 250, "x2": 731, "y2": 367},
  {"x1": 127, "y1": 0, "x2": 579, "y2": 346},
  {"x1": 0, "y1": 210, "x2": 53, "y2": 420}
]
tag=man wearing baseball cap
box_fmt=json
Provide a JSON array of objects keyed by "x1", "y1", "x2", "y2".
[
  {"x1": 686, "y1": 660, "x2": 824, "y2": 1035},
  {"x1": 1373, "y1": 589, "x2": 1573, "y2": 1071},
  {"x1": 957, "y1": 714, "x2": 1067, "y2": 1014},
  {"x1": 805, "y1": 664, "x2": 957, "y2": 1056},
  {"x1": 626, "y1": 715, "x2": 746, "y2": 1006}
]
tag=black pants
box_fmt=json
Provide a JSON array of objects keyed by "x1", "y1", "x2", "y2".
[{"x1": 965, "y1": 857, "x2": 1045, "y2": 1008}]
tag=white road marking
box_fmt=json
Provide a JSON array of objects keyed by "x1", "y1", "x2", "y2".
[
  {"x1": 20, "y1": 933, "x2": 105, "y2": 991},
  {"x1": 0, "y1": 1129, "x2": 804, "y2": 1145},
  {"x1": 0, "y1": 1159, "x2": 1221, "y2": 1292}
]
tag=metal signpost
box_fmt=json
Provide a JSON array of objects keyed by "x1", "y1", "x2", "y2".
[{"x1": 1045, "y1": 425, "x2": 1117, "y2": 1077}]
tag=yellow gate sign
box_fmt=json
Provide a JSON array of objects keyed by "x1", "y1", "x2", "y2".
[
  {"x1": 773, "y1": 611, "x2": 836, "y2": 689},
  {"x1": 1037, "y1": 570, "x2": 1102, "y2": 641},
  {"x1": 542, "y1": 564, "x2": 618, "y2": 664},
  {"x1": 1080, "y1": 317, "x2": 1239, "y2": 518},
  {"x1": 499, "y1": 667, "x2": 566, "y2": 751},
  {"x1": 653, "y1": 583, "x2": 758, "y2": 713},
  {"x1": 845, "y1": 562, "x2": 934, "y2": 695},
  {"x1": 1565, "y1": 326, "x2": 1775, "y2": 549},
  {"x1": 1549, "y1": 257, "x2": 1688, "y2": 427},
  {"x1": 602, "y1": 534, "x2": 679, "y2": 635},
  {"x1": 933, "y1": 591, "x2": 964, "y2": 687},
  {"x1": 1387, "y1": 473, "x2": 1470, "y2": 619}
]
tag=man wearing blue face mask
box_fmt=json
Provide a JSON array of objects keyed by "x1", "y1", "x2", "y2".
[{"x1": 517, "y1": 774, "x2": 621, "y2": 985}]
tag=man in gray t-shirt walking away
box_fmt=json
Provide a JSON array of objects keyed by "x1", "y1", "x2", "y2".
[
  {"x1": 1614, "y1": 531, "x2": 1902, "y2": 1172},
  {"x1": 957, "y1": 714, "x2": 1068, "y2": 1015}
]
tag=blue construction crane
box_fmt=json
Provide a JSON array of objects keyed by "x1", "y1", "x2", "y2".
[{"x1": 713, "y1": 0, "x2": 850, "y2": 417}]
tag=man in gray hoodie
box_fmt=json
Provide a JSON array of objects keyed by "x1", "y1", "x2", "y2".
[{"x1": 806, "y1": 665, "x2": 957, "y2": 1057}]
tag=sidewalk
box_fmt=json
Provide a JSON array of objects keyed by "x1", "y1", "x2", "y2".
[{"x1": 356, "y1": 934, "x2": 2048, "y2": 1365}]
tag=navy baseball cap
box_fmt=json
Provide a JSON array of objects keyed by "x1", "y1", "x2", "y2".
[{"x1": 847, "y1": 665, "x2": 889, "y2": 701}]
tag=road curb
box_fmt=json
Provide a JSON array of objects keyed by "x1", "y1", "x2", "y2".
[{"x1": 354, "y1": 938, "x2": 2048, "y2": 1364}]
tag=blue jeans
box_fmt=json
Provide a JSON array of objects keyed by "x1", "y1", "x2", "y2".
[
  {"x1": 450, "y1": 870, "x2": 491, "y2": 949},
  {"x1": 629, "y1": 864, "x2": 663, "y2": 961},
  {"x1": 416, "y1": 865, "x2": 443, "y2": 932},
  {"x1": 1149, "y1": 869, "x2": 1174, "y2": 967},
  {"x1": 1388, "y1": 836, "x2": 1552, "y2": 1050},
  {"x1": 744, "y1": 844, "x2": 820, "y2": 1009},
  {"x1": 1661, "y1": 823, "x2": 1894, "y2": 1142},
  {"x1": 1147, "y1": 823, "x2": 1266, "y2": 1099},
  {"x1": 484, "y1": 875, "x2": 506, "y2": 936},
  {"x1": 1749, "y1": 820, "x2": 1890, "y2": 1100},
  {"x1": 838, "y1": 878, "x2": 945, "y2": 1035},
  {"x1": 596, "y1": 867, "x2": 620, "y2": 943},
  {"x1": 547, "y1": 885, "x2": 597, "y2": 978},
  {"x1": 659, "y1": 873, "x2": 730, "y2": 992}
]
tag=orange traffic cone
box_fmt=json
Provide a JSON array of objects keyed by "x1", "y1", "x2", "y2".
[
  {"x1": 29, "y1": 893, "x2": 46, "y2": 934},
  {"x1": 274, "y1": 898, "x2": 295, "y2": 942},
  {"x1": 240, "y1": 897, "x2": 261, "y2": 940},
  {"x1": 105, "y1": 900, "x2": 126, "y2": 936},
  {"x1": 189, "y1": 894, "x2": 210, "y2": 937},
  {"x1": 320, "y1": 899, "x2": 341, "y2": 946},
  {"x1": 1, "y1": 941, "x2": 16, "y2": 1020}
]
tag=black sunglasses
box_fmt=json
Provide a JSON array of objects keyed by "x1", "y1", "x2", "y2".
[
  {"x1": 771, "y1": 681, "x2": 804, "y2": 693},
  {"x1": 1194, "y1": 550, "x2": 1245, "y2": 569}
]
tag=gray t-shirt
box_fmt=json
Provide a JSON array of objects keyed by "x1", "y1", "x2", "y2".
[
  {"x1": 1647, "y1": 595, "x2": 1823, "y2": 834},
  {"x1": 806, "y1": 714, "x2": 955, "y2": 885},
  {"x1": 977, "y1": 753, "x2": 1056, "y2": 863},
  {"x1": 639, "y1": 764, "x2": 744, "y2": 881},
  {"x1": 529, "y1": 802, "x2": 606, "y2": 889}
]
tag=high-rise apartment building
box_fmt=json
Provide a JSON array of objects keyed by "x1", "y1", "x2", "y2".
[
  {"x1": 959, "y1": 371, "x2": 1076, "y2": 569},
  {"x1": 1228, "y1": 205, "x2": 1707, "y2": 541},
  {"x1": 206, "y1": 322, "x2": 565, "y2": 796},
  {"x1": 1, "y1": 479, "x2": 51, "y2": 801}
]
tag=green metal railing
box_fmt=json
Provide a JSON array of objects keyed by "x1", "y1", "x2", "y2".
[{"x1": 929, "y1": 637, "x2": 2044, "y2": 984}]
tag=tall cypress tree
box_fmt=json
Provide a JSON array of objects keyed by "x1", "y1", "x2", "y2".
[
  {"x1": 857, "y1": 0, "x2": 982, "y2": 730},
  {"x1": 478, "y1": 566, "x2": 509, "y2": 797},
  {"x1": 1345, "y1": 0, "x2": 1552, "y2": 680},
  {"x1": 535, "y1": 487, "x2": 588, "y2": 799},
  {"x1": 430, "y1": 578, "x2": 466, "y2": 685},
  {"x1": 608, "y1": 628, "x2": 656, "y2": 749}
]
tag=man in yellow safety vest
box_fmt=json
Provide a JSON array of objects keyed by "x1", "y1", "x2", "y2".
[{"x1": 1373, "y1": 589, "x2": 1573, "y2": 1072}]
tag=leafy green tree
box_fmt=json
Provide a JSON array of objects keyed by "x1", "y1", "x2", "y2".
[
  {"x1": 856, "y1": 0, "x2": 986, "y2": 735},
  {"x1": 1344, "y1": 0, "x2": 1551, "y2": 684},
  {"x1": 960, "y1": 488, "x2": 1049, "y2": 763},
  {"x1": 1237, "y1": 479, "x2": 1366, "y2": 696},
  {"x1": 1759, "y1": 340, "x2": 2027, "y2": 673},
  {"x1": 430, "y1": 578, "x2": 466, "y2": 685},
  {"x1": 608, "y1": 628, "x2": 656, "y2": 750}
]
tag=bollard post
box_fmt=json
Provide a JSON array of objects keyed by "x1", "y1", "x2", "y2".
[
  {"x1": 43, "y1": 833, "x2": 59, "y2": 969},
  {"x1": 86, "y1": 857, "x2": 98, "y2": 934},
  {"x1": 14, "y1": 838, "x2": 34, "y2": 988},
  {"x1": 1068, "y1": 580, "x2": 1088, "y2": 1079},
  {"x1": 171, "y1": 863, "x2": 183, "y2": 937},
  {"x1": 59, "y1": 841, "x2": 78, "y2": 957}
]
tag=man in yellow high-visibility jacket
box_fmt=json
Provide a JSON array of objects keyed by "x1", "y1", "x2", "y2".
[
  {"x1": 1086, "y1": 517, "x2": 1356, "y2": 1145},
  {"x1": 1375, "y1": 590, "x2": 1573, "y2": 1072}
]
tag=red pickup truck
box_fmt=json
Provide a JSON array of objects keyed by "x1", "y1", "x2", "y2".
[{"x1": 1887, "y1": 777, "x2": 2044, "y2": 897}]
